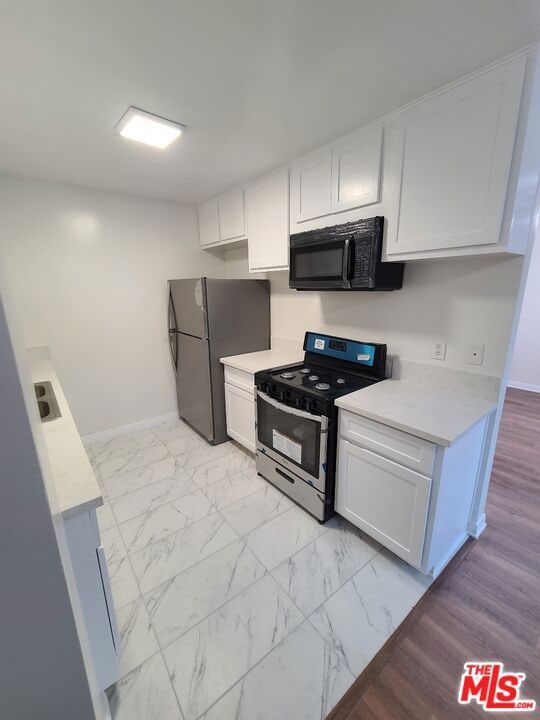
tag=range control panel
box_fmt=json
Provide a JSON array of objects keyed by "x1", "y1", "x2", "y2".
[{"x1": 304, "y1": 332, "x2": 380, "y2": 368}]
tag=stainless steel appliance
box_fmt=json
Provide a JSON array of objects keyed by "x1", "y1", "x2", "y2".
[
  {"x1": 168, "y1": 278, "x2": 270, "y2": 444},
  {"x1": 255, "y1": 332, "x2": 387, "y2": 522},
  {"x1": 289, "y1": 217, "x2": 404, "y2": 291}
]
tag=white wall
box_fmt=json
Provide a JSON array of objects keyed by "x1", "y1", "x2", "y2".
[
  {"x1": 266, "y1": 255, "x2": 524, "y2": 377},
  {"x1": 0, "y1": 287, "x2": 99, "y2": 720},
  {"x1": 509, "y1": 226, "x2": 540, "y2": 391},
  {"x1": 0, "y1": 175, "x2": 226, "y2": 435}
]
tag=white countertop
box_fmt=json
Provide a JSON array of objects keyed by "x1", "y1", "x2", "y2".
[
  {"x1": 335, "y1": 379, "x2": 497, "y2": 447},
  {"x1": 28, "y1": 347, "x2": 103, "y2": 519},
  {"x1": 220, "y1": 347, "x2": 303, "y2": 374}
]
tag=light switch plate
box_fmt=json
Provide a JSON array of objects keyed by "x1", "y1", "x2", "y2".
[
  {"x1": 432, "y1": 341, "x2": 447, "y2": 361},
  {"x1": 467, "y1": 343, "x2": 485, "y2": 366}
]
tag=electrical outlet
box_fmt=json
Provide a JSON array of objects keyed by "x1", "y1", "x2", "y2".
[
  {"x1": 432, "y1": 341, "x2": 447, "y2": 361},
  {"x1": 467, "y1": 343, "x2": 485, "y2": 366}
]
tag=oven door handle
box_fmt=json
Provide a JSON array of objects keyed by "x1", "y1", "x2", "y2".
[
  {"x1": 257, "y1": 390, "x2": 328, "y2": 428},
  {"x1": 341, "y1": 237, "x2": 351, "y2": 283}
]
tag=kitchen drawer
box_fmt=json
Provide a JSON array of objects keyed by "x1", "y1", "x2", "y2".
[
  {"x1": 339, "y1": 410, "x2": 436, "y2": 476},
  {"x1": 224, "y1": 365, "x2": 255, "y2": 393}
]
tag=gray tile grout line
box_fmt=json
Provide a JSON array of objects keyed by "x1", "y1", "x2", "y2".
[
  {"x1": 104, "y1": 459, "x2": 300, "y2": 717},
  {"x1": 101, "y1": 436, "x2": 251, "y2": 512},
  {"x1": 88, "y1": 421, "x2": 193, "y2": 454},
  {"x1": 106, "y1": 444, "x2": 280, "y2": 719},
  {"x1": 99, "y1": 425, "x2": 384, "y2": 718},
  {"x1": 112, "y1": 467, "x2": 271, "y2": 539},
  {"x1": 196, "y1": 545, "x2": 382, "y2": 717},
  {"x1": 190, "y1": 616, "x2": 326, "y2": 720},
  {"x1": 113, "y1": 490, "x2": 216, "y2": 551},
  {"x1": 105, "y1": 442, "x2": 275, "y2": 573},
  {"x1": 95, "y1": 441, "x2": 171, "y2": 481},
  {"x1": 109, "y1": 502, "x2": 189, "y2": 720},
  {"x1": 111, "y1": 470, "x2": 261, "y2": 568}
]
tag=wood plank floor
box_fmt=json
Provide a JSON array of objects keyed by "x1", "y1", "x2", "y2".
[{"x1": 327, "y1": 388, "x2": 540, "y2": 720}]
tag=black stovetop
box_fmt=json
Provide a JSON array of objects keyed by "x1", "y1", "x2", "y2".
[
  {"x1": 264, "y1": 362, "x2": 375, "y2": 399},
  {"x1": 255, "y1": 361, "x2": 380, "y2": 416}
]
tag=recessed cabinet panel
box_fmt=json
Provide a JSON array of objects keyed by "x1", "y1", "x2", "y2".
[
  {"x1": 290, "y1": 148, "x2": 332, "y2": 223},
  {"x1": 331, "y1": 125, "x2": 383, "y2": 213},
  {"x1": 336, "y1": 441, "x2": 431, "y2": 568},
  {"x1": 225, "y1": 382, "x2": 255, "y2": 452},
  {"x1": 386, "y1": 56, "x2": 525, "y2": 255},
  {"x1": 198, "y1": 199, "x2": 221, "y2": 247},
  {"x1": 246, "y1": 170, "x2": 289, "y2": 271},
  {"x1": 218, "y1": 189, "x2": 246, "y2": 240}
]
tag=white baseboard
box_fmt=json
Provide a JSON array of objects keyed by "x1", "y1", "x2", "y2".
[
  {"x1": 507, "y1": 380, "x2": 540, "y2": 393},
  {"x1": 467, "y1": 512, "x2": 487, "y2": 539},
  {"x1": 82, "y1": 411, "x2": 178, "y2": 445},
  {"x1": 430, "y1": 531, "x2": 470, "y2": 579}
]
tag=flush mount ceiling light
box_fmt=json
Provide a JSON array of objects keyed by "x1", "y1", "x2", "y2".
[{"x1": 115, "y1": 106, "x2": 185, "y2": 149}]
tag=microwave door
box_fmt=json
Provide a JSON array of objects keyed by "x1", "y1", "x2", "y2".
[{"x1": 289, "y1": 237, "x2": 351, "y2": 290}]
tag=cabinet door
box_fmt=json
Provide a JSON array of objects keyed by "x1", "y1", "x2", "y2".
[
  {"x1": 246, "y1": 170, "x2": 289, "y2": 271},
  {"x1": 225, "y1": 382, "x2": 255, "y2": 452},
  {"x1": 386, "y1": 56, "x2": 525, "y2": 256},
  {"x1": 290, "y1": 147, "x2": 332, "y2": 224},
  {"x1": 198, "y1": 199, "x2": 221, "y2": 247},
  {"x1": 331, "y1": 125, "x2": 383, "y2": 213},
  {"x1": 218, "y1": 189, "x2": 246, "y2": 240},
  {"x1": 336, "y1": 440, "x2": 431, "y2": 568},
  {"x1": 64, "y1": 511, "x2": 119, "y2": 691}
]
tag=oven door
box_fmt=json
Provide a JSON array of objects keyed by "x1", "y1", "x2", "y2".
[
  {"x1": 289, "y1": 235, "x2": 351, "y2": 290},
  {"x1": 256, "y1": 391, "x2": 328, "y2": 492}
]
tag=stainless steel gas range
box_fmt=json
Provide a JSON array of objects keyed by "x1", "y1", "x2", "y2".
[{"x1": 254, "y1": 332, "x2": 387, "y2": 523}]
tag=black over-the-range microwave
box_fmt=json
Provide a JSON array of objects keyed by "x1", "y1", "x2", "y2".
[{"x1": 289, "y1": 217, "x2": 404, "y2": 291}]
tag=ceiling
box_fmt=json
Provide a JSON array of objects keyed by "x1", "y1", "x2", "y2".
[{"x1": 1, "y1": 0, "x2": 539, "y2": 205}]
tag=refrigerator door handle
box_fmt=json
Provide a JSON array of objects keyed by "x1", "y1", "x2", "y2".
[
  {"x1": 168, "y1": 294, "x2": 178, "y2": 374},
  {"x1": 169, "y1": 332, "x2": 178, "y2": 375},
  {"x1": 201, "y1": 305, "x2": 209, "y2": 340}
]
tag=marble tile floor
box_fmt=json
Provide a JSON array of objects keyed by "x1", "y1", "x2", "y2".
[{"x1": 87, "y1": 419, "x2": 432, "y2": 720}]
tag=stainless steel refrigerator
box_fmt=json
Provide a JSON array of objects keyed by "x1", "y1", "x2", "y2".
[{"x1": 168, "y1": 277, "x2": 270, "y2": 445}]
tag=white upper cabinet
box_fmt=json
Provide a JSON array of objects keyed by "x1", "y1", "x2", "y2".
[
  {"x1": 246, "y1": 170, "x2": 289, "y2": 272},
  {"x1": 198, "y1": 189, "x2": 246, "y2": 247},
  {"x1": 217, "y1": 189, "x2": 246, "y2": 241},
  {"x1": 331, "y1": 125, "x2": 383, "y2": 213},
  {"x1": 290, "y1": 125, "x2": 383, "y2": 229},
  {"x1": 290, "y1": 147, "x2": 332, "y2": 224},
  {"x1": 198, "y1": 199, "x2": 221, "y2": 247},
  {"x1": 385, "y1": 56, "x2": 526, "y2": 258}
]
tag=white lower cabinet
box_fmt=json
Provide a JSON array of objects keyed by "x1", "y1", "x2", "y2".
[
  {"x1": 63, "y1": 508, "x2": 120, "y2": 691},
  {"x1": 223, "y1": 365, "x2": 256, "y2": 453},
  {"x1": 336, "y1": 409, "x2": 489, "y2": 576},
  {"x1": 225, "y1": 382, "x2": 256, "y2": 453},
  {"x1": 337, "y1": 441, "x2": 431, "y2": 568}
]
